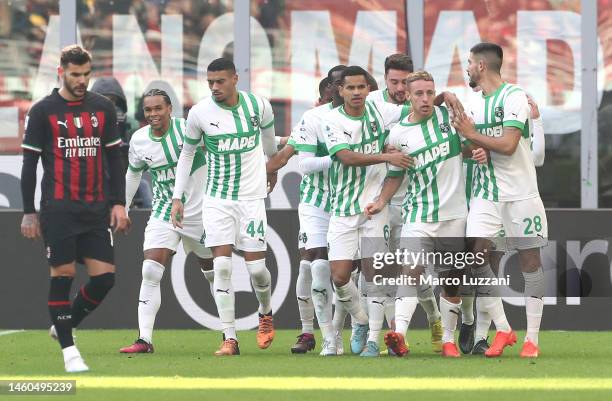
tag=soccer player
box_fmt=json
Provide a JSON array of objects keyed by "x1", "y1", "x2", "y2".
[
  {"x1": 367, "y1": 53, "x2": 444, "y2": 352},
  {"x1": 323, "y1": 66, "x2": 413, "y2": 357},
  {"x1": 459, "y1": 91, "x2": 545, "y2": 354},
  {"x1": 20, "y1": 45, "x2": 129, "y2": 372},
  {"x1": 267, "y1": 66, "x2": 348, "y2": 355},
  {"x1": 365, "y1": 70, "x2": 487, "y2": 357},
  {"x1": 119, "y1": 89, "x2": 213, "y2": 353},
  {"x1": 453, "y1": 42, "x2": 548, "y2": 358},
  {"x1": 268, "y1": 68, "x2": 351, "y2": 354},
  {"x1": 170, "y1": 58, "x2": 277, "y2": 356},
  {"x1": 317, "y1": 76, "x2": 333, "y2": 106}
]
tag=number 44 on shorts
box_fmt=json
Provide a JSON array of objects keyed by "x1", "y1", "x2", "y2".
[{"x1": 246, "y1": 220, "x2": 265, "y2": 238}]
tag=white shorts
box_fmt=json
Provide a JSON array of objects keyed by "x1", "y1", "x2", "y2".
[
  {"x1": 388, "y1": 203, "x2": 403, "y2": 252},
  {"x1": 298, "y1": 203, "x2": 330, "y2": 250},
  {"x1": 143, "y1": 217, "x2": 212, "y2": 259},
  {"x1": 466, "y1": 197, "x2": 548, "y2": 250},
  {"x1": 400, "y1": 218, "x2": 467, "y2": 271},
  {"x1": 202, "y1": 196, "x2": 267, "y2": 252},
  {"x1": 327, "y1": 207, "x2": 390, "y2": 261}
]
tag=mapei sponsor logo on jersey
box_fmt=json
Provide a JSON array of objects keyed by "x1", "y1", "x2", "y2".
[
  {"x1": 414, "y1": 141, "x2": 450, "y2": 168},
  {"x1": 478, "y1": 125, "x2": 503, "y2": 138},
  {"x1": 57, "y1": 136, "x2": 101, "y2": 158},
  {"x1": 217, "y1": 135, "x2": 257, "y2": 152},
  {"x1": 155, "y1": 167, "x2": 176, "y2": 183},
  {"x1": 361, "y1": 140, "x2": 380, "y2": 155}
]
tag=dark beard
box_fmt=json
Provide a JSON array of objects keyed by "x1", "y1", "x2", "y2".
[
  {"x1": 66, "y1": 84, "x2": 86, "y2": 99},
  {"x1": 468, "y1": 80, "x2": 477, "y2": 88}
]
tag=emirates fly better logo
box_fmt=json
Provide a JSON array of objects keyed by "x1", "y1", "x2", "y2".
[{"x1": 57, "y1": 136, "x2": 100, "y2": 158}]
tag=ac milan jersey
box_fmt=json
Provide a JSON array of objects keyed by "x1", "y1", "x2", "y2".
[{"x1": 22, "y1": 89, "x2": 121, "y2": 209}]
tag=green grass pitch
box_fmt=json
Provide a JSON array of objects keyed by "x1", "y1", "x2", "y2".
[{"x1": 1, "y1": 329, "x2": 611, "y2": 401}]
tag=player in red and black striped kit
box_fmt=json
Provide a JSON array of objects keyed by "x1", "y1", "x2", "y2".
[{"x1": 20, "y1": 45, "x2": 130, "y2": 373}]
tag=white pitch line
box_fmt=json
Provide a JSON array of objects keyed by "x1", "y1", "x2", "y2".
[{"x1": 0, "y1": 330, "x2": 25, "y2": 336}]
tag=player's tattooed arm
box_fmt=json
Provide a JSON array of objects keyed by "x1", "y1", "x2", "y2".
[
  {"x1": 20, "y1": 149, "x2": 41, "y2": 239},
  {"x1": 452, "y1": 112, "x2": 521, "y2": 156},
  {"x1": 110, "y1": 204, "x2": 131, "y2": 233},
  {"x1": 364, "y1": 176, "x2": 403, "y2": 218},
  {"x1": 20, "y1": 213, "x2": 41, "y2": 239}
]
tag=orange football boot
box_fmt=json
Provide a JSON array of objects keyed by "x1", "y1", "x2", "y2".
[
  {"x1": 520, "y1": 340, "x2": 540, "y2": 358},
  {"x1": 441, "y1": 342, "x2": 461, "y2": 358},
  {"x1": 257, "y1": 314, "x2": 275, "y2": 349},
  {"x1": 214, "y1": 338, "x2": 240, "y2": 356},
  {"x1": 485, "y1": 330, "x2": 517, "y2": 357},
  {"x1": 383, "y1": 331, "x2": 409, "y2": 357}
]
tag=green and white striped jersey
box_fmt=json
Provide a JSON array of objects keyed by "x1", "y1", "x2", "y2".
[
  {"x1": 387, "y1": 106, "x2": 467, "y2": 223},
  {"x1": 467, "y1": 83, "x2": 538, "y2": 201},
  {"x1": 463, "y1": 158, "x2": 478, "y2": 206},
  {"x1": 128, "y1": 117, "x2": 207, "y2": 222},
  {"x1": 289, "y1": 103, "x2": 334, "y2": 212},
  {"x1": 367, "y1": 90, "x2": 411, "y2": 206},
  {"x1": 324, "y1": 100, "x2": 407, "y2": 217},
  {"x1": 184, "y1": 91, "x2": 274, "y2": 201}
]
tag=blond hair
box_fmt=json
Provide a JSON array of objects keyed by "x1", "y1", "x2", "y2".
[{"x1": 407, "y1": 70, "x2": 434, "y2": 88}]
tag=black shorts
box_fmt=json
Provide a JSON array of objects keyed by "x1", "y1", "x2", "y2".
[{"x1": 40, "y1": 208, "x2": 114, "y2": 267}]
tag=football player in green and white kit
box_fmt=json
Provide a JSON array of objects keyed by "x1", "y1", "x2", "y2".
[
  {"x1": 266, "y1": 66, "x2": 348, "y2": 356},
  {"x1": 120, "y1": 89, "x2": 213, "y2": 354},
  {"x1": 368, "y1": 54, "x2": 443, "y2": 352},
  {"x1": 459, "y1": 88, "x2": 545, "y2": 355},
  {"x1": 453, "y1": 42, "x2": 548, "y2": 358},
  {"x1": 323, "y1": 66, "x2": 413, "y2": 357},
  {"x1": 366, "y1": 71, "x2": 488, "y2": 357},
  {"x1": 171, "y1": 59, "x2": 278, "y2": 356}
]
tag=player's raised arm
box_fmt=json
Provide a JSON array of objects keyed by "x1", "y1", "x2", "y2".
[
  {"x1": 527, "y1": 94, "x2": 545, "y2": 166},
  {"x1": 454, "y1": 90, "x2": 529, "y2": 156},
  {"x1": 453, "y1": 112, "x2": 522, "y2": 156},
  {"x1": 434, "y1": 91, "x2": 464, "y2": 116}
]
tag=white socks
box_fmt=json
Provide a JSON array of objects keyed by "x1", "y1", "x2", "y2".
[
  {"x1": 475, "y1": 297, "x2": 491, "y2": 341},
  {"x1": 246, "y1": 259, "x2": 272, "y2": 315},
  {"x1": 296, "y1": 260, "x2": 314, "y2": 333},
  {"x1": 201, "y1": 268, "x2": 215, "y2": 295},
  {"x1": 138, "y1": 259, "x2": 164, "y2": 344},
  {"x1": 213, "y1": 256, "x2": 236, "y2": 339},
  {"x1": 440, "y1": 297, "x2": 461, "y2": 343},
  {"x1": 311, "y1": 259, "x2": 334, "y2": 340},
  {"x1": 335, "y1": 280, "x2": 368, "y2": 325},
  {"x1": 523, "y1": 268, "x2": 545, "y2": 345},
  {"x1": 394, "y1": 296, "x2": 418, "y2": 337}
]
